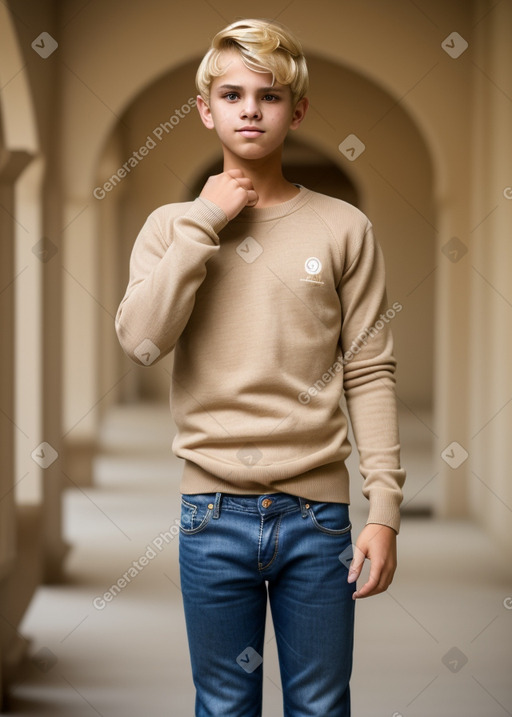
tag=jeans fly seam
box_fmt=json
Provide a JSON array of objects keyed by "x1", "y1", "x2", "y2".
[
  {"x1": 258, "y1": 514, "x2": 282, "y2": 572},
  {"x1": 257, "y1": 515, "x2": 264, "y2": 571}
]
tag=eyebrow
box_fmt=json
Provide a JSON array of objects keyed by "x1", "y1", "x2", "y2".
[{"x1": 216, "y1": 84, "x2": 285, "y2": 93}]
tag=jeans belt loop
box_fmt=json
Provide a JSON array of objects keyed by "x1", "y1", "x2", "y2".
[
  {"x1": 213, "y1": 492, "x2": 222, "y2": 519},
  {"x1": 299, "y1": 497, "x2": 309, "y2": 518}
]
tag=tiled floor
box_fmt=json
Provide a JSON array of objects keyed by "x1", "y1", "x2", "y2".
[{"x1": 5, "y1": 404, "x2": 512, "y2": 716}]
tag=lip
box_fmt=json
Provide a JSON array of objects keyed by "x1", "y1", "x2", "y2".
[{"x1": 236, "y1": 127, "x2": 265, "y2": 138}]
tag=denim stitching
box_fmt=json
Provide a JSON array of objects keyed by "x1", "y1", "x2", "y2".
[
  {"x1": 213, "y1": 492, "x2": 222, "y2": 519},
  {"x1": 258, "y1": 514, "x2": 282, "y2": 572},
  {"x1": 179, "y1": 503, "x2": 213, "y2": 535},
  {"x1": 257, "y1": 514, "x2": 264, "y2": 570},
  {"x1": 180, "y1": 498, "x2": 198, "y2": 528},
  {"x1": 307, "y1": 507, "x2": 352, "y2": 535}
]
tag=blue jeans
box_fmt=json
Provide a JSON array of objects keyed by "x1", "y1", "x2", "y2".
[{"x1": 179, "y1": 492, "x2": 355, "y2": 716}]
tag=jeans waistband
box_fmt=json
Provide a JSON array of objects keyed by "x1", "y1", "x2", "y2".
[{"x1": 207, "y1": 492, "x2": 310, "y2": 519}]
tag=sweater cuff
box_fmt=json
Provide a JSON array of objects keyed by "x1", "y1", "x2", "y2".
[
  {"x1": 366, "y1": 489, "x2": 402, "y2": 534},
  {"x1": 187, "y1": 197, "x2": 229, "y2": 238}
]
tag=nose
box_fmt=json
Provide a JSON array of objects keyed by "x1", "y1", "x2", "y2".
[{"x1": 240, "y1": 97, "x2": 262, "y2": 119}]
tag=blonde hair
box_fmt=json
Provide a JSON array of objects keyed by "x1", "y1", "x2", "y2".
[{"x1": 196, "y1": 18, "x2": 309, "y2": 105}]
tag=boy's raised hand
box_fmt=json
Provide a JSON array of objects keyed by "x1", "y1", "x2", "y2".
[{"x1": 200, "y1": 169, "x2": 259, "y2": 220}]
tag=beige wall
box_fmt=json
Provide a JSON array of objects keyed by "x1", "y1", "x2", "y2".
[{"x1": 469, "y1": 0, "x2": 512, "y2": 545}]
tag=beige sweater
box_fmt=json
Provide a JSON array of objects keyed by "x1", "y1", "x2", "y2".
[{"x1": 116, "y1": 186, "x2": 405, "y2": 532}]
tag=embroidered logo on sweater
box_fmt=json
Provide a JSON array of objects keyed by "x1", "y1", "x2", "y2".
[{"x1": 300, "y1": 256, "x2": 324, "y2": 285}]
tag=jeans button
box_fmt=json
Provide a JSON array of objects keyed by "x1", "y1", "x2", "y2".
[{"x1": 261, "y1": 498, "x2": 273, "y2": 509}]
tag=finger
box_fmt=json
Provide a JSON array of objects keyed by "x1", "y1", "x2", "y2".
[
  {"x1": 352, "y1": 563, "x2": 383, "y2": 598},
  {"x1": 225, "y1": 168, "x2": 244, "y2": 178},
  {"x1": 352, "y1": 579, "x2": 379, "y2": 599},
  {"x1": 231, "y1": 178, "x2": 257, "y2": 206},
  {"x1": 353, "y1": 562, "x2": 395, "y2": 599},
  {"x1": 347, "y1": 544, "x2": 366, "y2": 584},
  {"x1": 233, "y1": 177, "x2": 254, "y2": 191},
  {"x1": 245, "y1": 190, "x2": 259, "y2": 206}
]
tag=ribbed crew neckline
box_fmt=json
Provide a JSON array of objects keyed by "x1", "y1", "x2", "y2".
[{"x1": 233, "y1": 185, "x2": 311, "y2": 222}]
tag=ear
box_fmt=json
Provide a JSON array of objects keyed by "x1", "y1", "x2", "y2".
[
  {"x1": 289, "y1": 97, "x2": 309, "y2": 131},
  {"x1": 196, "y1": 94, "x2": 215, "y2": 129}
]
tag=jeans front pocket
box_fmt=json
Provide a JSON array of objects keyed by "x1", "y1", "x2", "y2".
[
  {"x1": 179, "y1": 494, "x2": 215, "y2": 535},
  {"x1": 306, "y1": 501, "x2": 352, "y2": 535}
]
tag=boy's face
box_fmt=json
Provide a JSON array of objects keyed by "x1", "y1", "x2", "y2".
[{"x1": 197, "y1": 50, "x2": 308, "y2": 164}]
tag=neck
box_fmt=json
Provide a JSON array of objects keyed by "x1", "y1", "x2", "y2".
[{"x1": 222, "y1": 149, "x2": 299, "y2": 207}]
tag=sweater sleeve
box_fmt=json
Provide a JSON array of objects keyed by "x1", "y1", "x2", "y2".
[
  {"x1": 115, "y1": 197, "x2": 229, "y2": 364},
  {"x1": 338, "y1": 220, "x2": 406, "y2": 533}
]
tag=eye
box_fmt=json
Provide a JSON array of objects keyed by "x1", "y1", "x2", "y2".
[
  {"x1": 263, "y1": 94, "x2": 279, "y2": 102},
  {"x1": 224, "y1": 92, "x2": 239, "y2": 101}
]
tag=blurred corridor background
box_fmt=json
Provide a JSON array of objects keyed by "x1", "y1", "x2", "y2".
[{"x1": 0, "y1": 0, "x2": 511, "y2": 714}]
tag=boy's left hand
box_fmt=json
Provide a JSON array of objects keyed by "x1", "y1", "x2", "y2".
[{"x1": 347, "y1": 523, "x2": 397, "y2": 599}]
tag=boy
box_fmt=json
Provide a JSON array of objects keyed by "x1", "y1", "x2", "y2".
[{"x1": 116, "y1": 18, "x2": 405, "y2": 717}]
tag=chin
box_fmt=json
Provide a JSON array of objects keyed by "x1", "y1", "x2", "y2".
[{"x1": 231, "y1": 148, "x2": 270, "y2": 160}]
